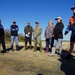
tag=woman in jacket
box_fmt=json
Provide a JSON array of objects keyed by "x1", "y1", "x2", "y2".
[
  {"x1": 49, "y1": 17, "x2": 64, "y2": 56},
  {"x1": 44, "y1": 20, "x2": 54, "y2": 52}
]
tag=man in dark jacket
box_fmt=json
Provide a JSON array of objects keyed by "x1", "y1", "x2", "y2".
[
  {"x1": 64, "y1": 5, "x2": 75, "y2": 56},
  {"x1": 49, "y1": 17, "x2": 64, "y2": 56},
  {"x1": 10, "y1": 21, "x2": 19, "y2": 51},
  {"x1": 0, "y1": 19, "x2": 6, "y2": 53},
  {"x1": 24, "y1": 21, "x2": 33, "y2": 50}
]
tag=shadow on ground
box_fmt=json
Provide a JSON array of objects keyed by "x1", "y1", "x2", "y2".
[{"x1": 58, "y1": 55, "x2": 75, "y2": 75}]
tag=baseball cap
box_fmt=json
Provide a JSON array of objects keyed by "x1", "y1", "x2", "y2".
[
  {"x1": 55, "y1": 17, "x2": 62, "y2": 20},
  {"x1": 71, "y1": 5, "x2": 75, "y2": 10}
]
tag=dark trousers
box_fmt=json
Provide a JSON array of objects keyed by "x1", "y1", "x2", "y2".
[
  {"x1": 51, "y1": 37, "x2": 54, "y2": 47},
  {"x1": 0, "y1": 36, "x2": 6, "y2": 51},
  {"x1": 25, "y1": 37, "x2": 32, "y2": 45}
]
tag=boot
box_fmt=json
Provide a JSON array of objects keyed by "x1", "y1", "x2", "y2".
[
  {"x1": 49, "y1": 47, "x2": 56, "y2": 56},
  {"x1": 29, "y1": 44, "x2": 32, "y2": 50},
  {"x1": 59, "y1": 48, "x2": 62, "y2": 55},
  {"x1": 16, "y1": 45, "x2": 19, "y2": 51},
  {"x1": 25, "y1": 44, "x2": 28, "y2": 50},
  {"x1": 1, "y1": 43, "x2": 7, "y2": 53},
  {"x1": 34, "y1": 44, "x2": 37, "y2": 52},
  {"x1": 11, "y1": 45, "x2": 14, "y2": 51},
  {"x1": 46, "y1": 46, "x2": 49, "y2": 52},
  {"x1": 39, "y1": 44, "x2": 42, "y2": 52}
]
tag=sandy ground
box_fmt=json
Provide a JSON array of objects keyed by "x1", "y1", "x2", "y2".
[{"x1": 0, "y1": 41, "x2": 75, "y2": 75}]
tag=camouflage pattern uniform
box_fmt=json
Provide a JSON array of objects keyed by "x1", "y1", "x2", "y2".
[{"x1": 33, "y1": 25, "x2": 42, "y2": 52}]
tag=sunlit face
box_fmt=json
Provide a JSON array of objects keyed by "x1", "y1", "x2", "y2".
[
  {"x1": 57, "y1": 19, "x2": 61, "y2": 23},
  {"x1": 48, "y1": 21, "x2": 53, "y2": 26},
  {"x1": 27, "y1": 22, "x2": 30, "y2": 26},
  {"x1": 36, "y1": 23, "x2": 39, "y2": 27},
  {"x1": 13, "y1": 22, "x2": 16, "y2": 25}
]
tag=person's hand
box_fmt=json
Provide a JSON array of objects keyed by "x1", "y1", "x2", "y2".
[
  {"x1": 28, "y1": 32, "x2": 30, "y2": 35},
  {"x1": 64, "y1": 31, "x2": 68, "y2": 35},
  {"x1": 13, "y1": 29, "x2": 15, "y2": 30},
  {"x1": 52, "y1": 35, "x2": 54, "y2": 37},
  {"x1": 34, "y1": 35, "x2": 36, "y2": 37}
]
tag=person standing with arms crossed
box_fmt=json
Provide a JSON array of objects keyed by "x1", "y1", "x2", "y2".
[{"x1": 10, "y1": 21, "x2": 19, "y2": 51}]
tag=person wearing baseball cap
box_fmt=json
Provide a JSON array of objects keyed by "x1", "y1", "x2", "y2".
[
  {"x1": 64, "y1": 5, "x2": 75, "y2": 59},
  {"x1": 55, "y1": 17, "x2": 62, "y2": 20},
  {"x1": 10, "y1": 21, "x2": 19, "y2": 51},
  {"x1": 33, "y1": 22, "x2": 42, "y2": 52},
  {"x1": 49, "y1": 17, "x2": 64, "y2": 56}
]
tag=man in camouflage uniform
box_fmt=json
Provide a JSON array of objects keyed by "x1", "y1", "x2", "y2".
[{"x1": 33, "y1": 22, "x2": 42, "y2": 52}]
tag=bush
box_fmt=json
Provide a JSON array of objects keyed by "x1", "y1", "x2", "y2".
[{"x1": 4, "y1": 29, "x2": 24, "y2": 43}]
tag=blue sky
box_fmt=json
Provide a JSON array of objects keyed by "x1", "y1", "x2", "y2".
[{"x1": 0, "y1": 0, "x2": 75, "y2": 40}]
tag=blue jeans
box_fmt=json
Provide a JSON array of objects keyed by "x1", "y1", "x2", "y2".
[
  {"x1": 11, "y1": 36, "x2": 18, "y2": 45},
  {"x1": 53, "y1": 38, "x2": 62, "y2": 48},
  {"x1": 46, "y1": 38, "x2": 52, "y2": 47}
]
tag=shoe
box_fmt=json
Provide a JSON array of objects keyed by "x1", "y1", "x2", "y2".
[
  {"x1": 48, "y1": 54, "x2": 54, "y2": 57},
  {"x1": 1, "y1": 50, "x2": 7, "y2": 53},
  {"x1": 16, "y1": 45, "x2": 19, "y2": 51}
]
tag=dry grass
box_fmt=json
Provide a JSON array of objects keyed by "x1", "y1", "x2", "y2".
[{"x1": 0, "y1": 41, "x2": 75, "y2": 75}]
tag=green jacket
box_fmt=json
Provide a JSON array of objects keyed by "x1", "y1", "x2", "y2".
[
  {"x1": 33, "y1": 26, "x2": 42, "y2": 37},
  {"x1": 24, "y1": 25, "x2": 33, "y2": 37}
]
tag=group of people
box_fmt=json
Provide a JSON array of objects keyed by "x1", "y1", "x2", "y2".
[
  {"x1": 0, "y1": 5, "x2": 75, "y2": 58},
  {"x1": 0, "y1": 20, "x2": 42, "y2": 53}
]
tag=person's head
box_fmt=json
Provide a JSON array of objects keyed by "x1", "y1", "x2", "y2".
[
  {"x1": 12, "y1": 21, "x2": 16, "y2": 25},
  {"x1": 35, "y1": 22, "x2": 39, "y2": 27},
  {"x1": 71, "y1": 5, "x2": 75, "y2": 15},
  {"x1": 48, "y1": 20, "x2": 53, "y2": 26},
  {"x1": 27, "y1": 21, "x2": 30, "y2": 26},
  {"x1": 55, "y1": 17, "x2": 62, "y2": 23}
]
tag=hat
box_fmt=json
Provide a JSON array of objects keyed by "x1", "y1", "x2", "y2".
[
  {"x1": 71, "y1": 5, "x2": 75, "y2": 10},
  {"x1": 13, "y1": 21, "x2": 16, "y2": 23},
  {"x1": 35, "y1": 22, "x2": 39, "y2": 24},
  {"x1": 55, "y1": 17, "x2": 62, "y2": 20}
]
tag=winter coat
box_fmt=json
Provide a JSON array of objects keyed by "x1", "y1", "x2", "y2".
[
  {"x1": 10, "y1": 25, "x2": 19, "y2": 36},
  {"x1": 54, "y1": 22, "x2": 64, "y2": 39}
]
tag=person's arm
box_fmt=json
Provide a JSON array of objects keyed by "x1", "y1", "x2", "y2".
[
  {"x1": 64, "y1": 26, "x2": 71, "y2": 35},
  {"x1": 10, "y1": 26, "x2": 13, "y2": 31},
  {"x1": 13, "y1": 25, "x2": 19, "y2": 32},
  {"x1": 24, "y1": 27, "x2": 28, "y2": 34},
  {"x1": 36, "y1": 28, "x2": 42, "y2": 36},
  {"x1": 64, "y1": 18, "x2": 72, "y2": 35}
]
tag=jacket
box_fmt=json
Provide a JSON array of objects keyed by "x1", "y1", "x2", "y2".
[
  {"x1": 65, "y1": 16, "x2": 75, "y2": 35},
  {"x1": 24, "y1": 25, "x2": 33, "y2": 37},
  {"x1": 10, "y1": 25, "x2": 19, "y2": 36},
  {"x1": 45, "y1": 25, "x2": 54, "y2": 39},
  {"x1": 33, "y1": 26, "x2": 42, "y2": 37},
  {"x1": 0, "y1": 24, "x2": 5, "y2": 36},
  {"x1": 54, "y1": 22, "x2": 64, "y2": 39}
]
